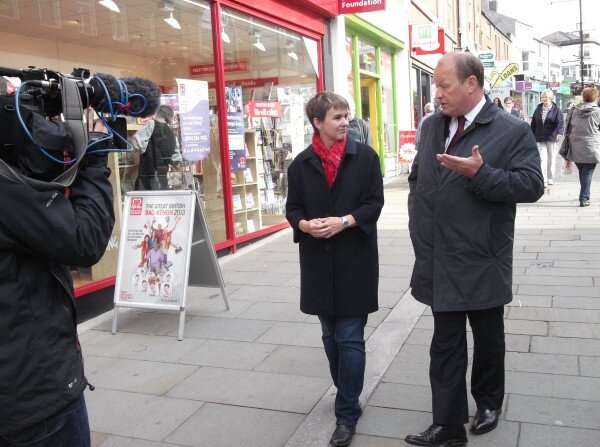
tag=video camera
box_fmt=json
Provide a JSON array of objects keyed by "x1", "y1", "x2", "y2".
[{"x1": 0, "y1": 65, "x2": 161, "y2": 186}]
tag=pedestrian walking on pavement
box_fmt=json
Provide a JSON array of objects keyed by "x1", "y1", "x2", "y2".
[
  {"x1": 286, "y1": 91, "x2": 384, "y2": 447},
  {"x1": 404, "y1": 51, "x2": 544, "y2": 446},
  {"x1": 530, "y1": 89, "x2": 564, "y2": 187},
  {"x1": 559, "y1": 86, "x2": 600, "y2": 207}
]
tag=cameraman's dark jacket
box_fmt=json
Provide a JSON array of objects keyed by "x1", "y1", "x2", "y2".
[{"x1": 0, "y1": 155, "x2": 115, "y2": 435}]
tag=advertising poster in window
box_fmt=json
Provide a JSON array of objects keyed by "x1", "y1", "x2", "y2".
[
  {"x1": 176, "y1": 78, "x2": 210, "y2": 161},
  {"x1": 226, "y1": 85, "x2": 246, "y2": 172},
  {"x1": 115, "y1": 192, "x2": 194, "y2": 308}
]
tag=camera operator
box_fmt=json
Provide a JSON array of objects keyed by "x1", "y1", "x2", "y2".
[{"x1": 0, "y1": 110, "x2": 115, "y2": 446}]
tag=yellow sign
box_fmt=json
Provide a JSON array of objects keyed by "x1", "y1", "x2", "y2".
[{"x1": 492, "y1": 63, "x2": 519, "y2": 88}]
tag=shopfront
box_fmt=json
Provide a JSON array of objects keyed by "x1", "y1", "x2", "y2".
[
  {"x1": 343, "y1": 15, "x2": 404, "y2": 176},
  {"x1": 0, "y1": 0, "x2": 332, "y2": 313}
]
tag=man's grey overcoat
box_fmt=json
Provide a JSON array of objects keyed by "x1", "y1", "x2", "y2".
[{"x1": 408, "y1": 98, "x2": 545, "y2": 312}]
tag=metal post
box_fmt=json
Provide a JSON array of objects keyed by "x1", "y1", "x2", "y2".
[{"x1": 579, "y1": 0, "x2": 584, "y2": 91}]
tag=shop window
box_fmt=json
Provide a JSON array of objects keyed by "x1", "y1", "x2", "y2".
[
  {"x1": 212, "y1": 6, "x2": 318, "y2": 236},
  {"x1": 358, "y1": 40, "x2": 377, "y2": 73},
  {"x1": 345, "y1": 35, "x2": 355, "y2": 93}
]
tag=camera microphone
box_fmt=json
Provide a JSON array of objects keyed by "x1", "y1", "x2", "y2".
[
  {"x1": 87, "y1": 73, "x2": 161, "y2": 119},
  {"x1": 120, "y1": 76, "x2": 162, "y2": 119}
]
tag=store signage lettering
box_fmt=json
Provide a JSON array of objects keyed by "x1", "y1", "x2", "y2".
[
  {"x1": 208, "y1": 77, "x2": 279, "y2": 89},
  {"x1": 492, "y1": 63, "x2": 519, "y2": 88},
  {"x1": 189, "y1": 60, "x2": 248, "y2": 76},
  {"x1": 478, "y1": 52, "x2": 494, "y2": 60},
  {"x1": 398, "y1": 130, "x2": 417, "y2": 163},
  {"x1": 245, "y1": 101, "x2": 283, "y2": 118},
  {"x1": 339, "y1": 0, "x2": 386, "y2": 14},
  {"x1": 410, "y1": 25, "x2": 445, "y2": 55},
  {"x1": 130, "y1": 196, "x2": 143, "y2": 215}
]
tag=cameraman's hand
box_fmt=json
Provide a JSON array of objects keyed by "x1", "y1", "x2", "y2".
[{"x1": 86, "y1": 108, "x2": 108, "y2": 133}]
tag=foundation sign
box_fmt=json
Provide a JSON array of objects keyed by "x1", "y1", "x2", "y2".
[{"x1": 339, "y1": 0, "x2": 386, "y2": 14}]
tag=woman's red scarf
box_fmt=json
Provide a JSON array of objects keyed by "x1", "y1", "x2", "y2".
[{"x1": 312, "y1": 133, "x2": 347, "y2": 188}]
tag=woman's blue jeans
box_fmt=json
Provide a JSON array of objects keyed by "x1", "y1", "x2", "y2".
[
  {"x1": 575, "y1": 162, "x2": 596, "y2": 202},
  {"x1": 0, "y1": 393, "x2": 90, "y2": 447},
  {"x1": 318, "y1": 315, "x2": 368, "y2": 426}
]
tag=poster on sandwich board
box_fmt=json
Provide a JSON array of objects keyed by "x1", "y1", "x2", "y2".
[{"x1": 112, "y1": 190, "x2": 228, "y2": 340}]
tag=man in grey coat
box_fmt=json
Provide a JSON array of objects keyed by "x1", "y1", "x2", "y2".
[{"x1": 404, "y1": 51, "x2": 544, "y2": 446}]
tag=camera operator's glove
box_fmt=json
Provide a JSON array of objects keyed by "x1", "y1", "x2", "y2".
[{"x1": 81, "y1": 131, "x2": 113, "y2": 168}]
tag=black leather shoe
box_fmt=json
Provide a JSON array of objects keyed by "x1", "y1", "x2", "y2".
[
  {"x1": 329, "y1": 424, "x2": 356, "y2": 446},
  {"x1": 470, "y1": 409, "x2": 500, "y2": 434},
  {"x1": 580, "y1": 200, "x2": 590, "y2": 207},
  {"x1": 405, "y1": 424, "x2": 467, "y2": 446}
]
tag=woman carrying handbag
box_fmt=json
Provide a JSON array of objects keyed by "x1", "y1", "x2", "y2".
[{"x1": 559, "y1": 87, "x2": 600, "y2": 207}]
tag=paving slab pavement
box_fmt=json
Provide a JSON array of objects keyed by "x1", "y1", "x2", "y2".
[{"x1": 80, "y1": 169, "x2": 600, "y2": 446}]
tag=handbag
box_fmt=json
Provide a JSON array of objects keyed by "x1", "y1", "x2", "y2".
[{"x1": 558, "y1": 110, "x2": 573, "y2": 160}]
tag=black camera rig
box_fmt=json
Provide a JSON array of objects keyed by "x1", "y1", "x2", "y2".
[{"x1": 0, "y1": 65, "x2": 161, "y2": 188}]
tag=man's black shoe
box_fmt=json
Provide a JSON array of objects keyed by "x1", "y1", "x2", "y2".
[
  {"x1": 405, "y1": 424, "x2": 467, "y2": 446},
  {"x1": 470, "y1": 409, "x2": 500, "y2": 434},
  {"x1": 329, "y1": 424, "x2": 356, "y2": 446}
]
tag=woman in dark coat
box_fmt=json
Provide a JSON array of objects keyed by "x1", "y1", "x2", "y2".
[
  {"x1": 530, "y1": 89, "x2": 564, "y2": 186},
  {"x1": 286, "y1": 92, "x2": 384, "y2": 447}
]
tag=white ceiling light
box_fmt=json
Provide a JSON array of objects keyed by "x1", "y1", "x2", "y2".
[
  {"x1": 164, "y1": 12, "x2": 181, "y2": 30},
  {"x1": 253, "y1": 35, "x2": 265, "y2": 52},
  {"x1": 287, "y1": 49, "x2": 298, "y2": 60},
  {"x1": 98, "y1": 0, "x2": 120, "y2": 13}
]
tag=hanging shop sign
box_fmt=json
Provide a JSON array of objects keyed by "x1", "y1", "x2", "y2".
[
  {"x1": 478, "y1": 51, "x2": 495, "y2": 68},
  {"x1": 409, "y1": 24, "x2": 445, "y2": 56},
  {"x1": 515, "y1": 81, "x2": 533, "y2": 91},
  {"x1": 226, "y1": 85, "x2": 247, "y2": 172},
  {"x1": 176, "y1": 78, "x2": 210, "y2": 161},
  {"x1": 491, "y1": 63, "x2": 519, "y2": 88},
  {"x1": 339, "y1": 0, "x2": 386, "y2": 14},
  {"x1": 245, "y1": 100, "x2": 283, "y2": 118}
]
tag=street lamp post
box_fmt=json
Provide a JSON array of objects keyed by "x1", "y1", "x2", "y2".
[
  {"x1": 578, "y1": 0, "x2": 584, "y2": 92},
  {"x1": 551, "y1": 0, "x2": 585, "y2": 93}
]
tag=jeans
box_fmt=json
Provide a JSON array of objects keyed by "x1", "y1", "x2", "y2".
[
  {"x1": 537, "y1": 140, "x2": 559, "y2": 184},
  {"x1": 0, "y1": 394, "x2": 90, "y2": 447},
  {"x1": 575, "y1": 162, "x2": 596, "y2": 202},
  {"x1": 318, "y1": 315, "x2": 367, "y2": 426}
]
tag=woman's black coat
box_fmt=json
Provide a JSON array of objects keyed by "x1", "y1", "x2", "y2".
[{"x1": 286, "y1": 138, "x2": 384, "y2": 316}]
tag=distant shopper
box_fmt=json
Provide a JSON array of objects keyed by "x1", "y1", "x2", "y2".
[
  {"x1": 560, "y1": 87, "x2": 600, "y2": 207},
  {"x1": 415, "y1": 102, "x2": 436, "y2": 149},
  {"x1": 132, "y1": 105, "x2": 177, "y2": 190},
  {"x1": 344, "y1": 94, "x2": 373, "y2": 146},
  {"x1": 530, "y1": 89, "x2": 564, "y2": 187},
  {"x1": 493, "y1": 97, "x2": 503, "y2": 109},
  {"x1": 286, "y1": 92, "x2": 384, "y2": 447},
  {"x1": 503, "y1": 97, "x2": 520, "y2": 117}
]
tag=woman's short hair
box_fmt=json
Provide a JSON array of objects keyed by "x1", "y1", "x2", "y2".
[
  {"x1": 582, "y1": 87, "x2": 598, "y2": 103},
  {"x1": 541, "y1": 89, "x2": 554, "y2": 100},
  {"x1": 306, "y1": 92, "x2": 349, "y2": 134}
]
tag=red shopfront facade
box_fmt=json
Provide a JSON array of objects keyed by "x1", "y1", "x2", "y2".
[{"x1": 0, "y1": 0, "x2": 334, "y2": 317}]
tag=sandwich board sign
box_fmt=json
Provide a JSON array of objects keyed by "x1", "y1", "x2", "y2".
[{"x1": 112, "y1": 190, "x2": 229, "y2": 340}]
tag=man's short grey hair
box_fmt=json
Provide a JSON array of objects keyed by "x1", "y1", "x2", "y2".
[{"x1": 424, "y1": 103, "x2": 435, "y2": 114}]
